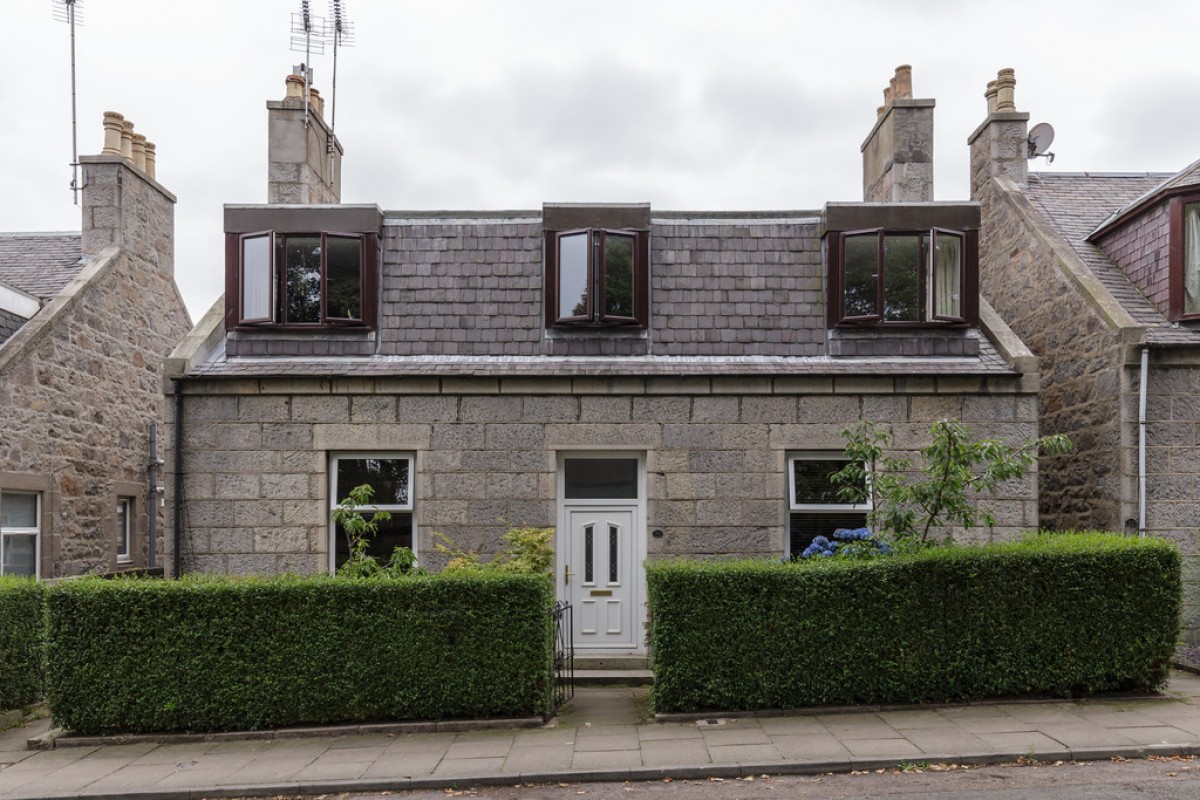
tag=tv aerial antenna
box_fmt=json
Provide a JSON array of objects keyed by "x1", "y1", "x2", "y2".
[
  {"x1": 1028, "y1": 122, "x2": 1056, "y2": 164},
  {"x1": 289, "y1": 0, "x2": 326, "y2": 128},
  {"x1": 326, "y1": 0, "x2": 354, "y2": 144},
  {"x1": 52, "y1": 0, "x2": 84, "y2": 204}
]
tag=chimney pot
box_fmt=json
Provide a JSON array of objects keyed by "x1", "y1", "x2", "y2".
[
  {"x1": 995, "y1": 68, "x2": 1017, "y2": 112},
  {"x1": 120, "y1": 120, "x2": 135, "y2": 161},
  {"x1": 308, "y1": 87, "x2": 324, "y2": 118},
  {"x1": 131, "y1": 133, "x2": 147, "y2": 172},
  {"x1": 985, "y1": 80, "x2": 999, "y2": 115},
  {"x1": 893, "y1": 65, "x2": 913, "y2": 99},
  {"x1": 101, "y1": 111, "x2": 125, "y2": 156},
  {"x1": 144, "y1": 141, "x2": 157, "y2": 181},
  {"x1": 285, "y1": 74, "x2": 306, "y2": 100}
]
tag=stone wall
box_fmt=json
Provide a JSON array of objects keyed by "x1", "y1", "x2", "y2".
[
  {"x1": 168, "y1": 373, "x2": 1039, "y2": 576},
  {"x1": 1126, "y1": 358, "x2": 1200, "y2": 641},
  {"x1": 974, "y1": 178, "x2": 1127, "y2": 530},
  {"x1": 1096, "y1": 202, "x2": 1171, "y2": 314},
  {"x1": 0, "y1": 236, "x2": 191, "y2": 575}
]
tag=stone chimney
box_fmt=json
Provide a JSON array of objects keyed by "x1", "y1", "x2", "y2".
[
  {"x1": 861, "y1": 65, "x2": 935, "y2": 202},
  {"x1": 267, "y1": 69, "x2": 343, "y2": 204},
  {"x1": 967, "y1": 68, "x2": 1029, "y2": 198},
  {"x1": 82, "y1": 111, "x2": 174, "y2": 273}
]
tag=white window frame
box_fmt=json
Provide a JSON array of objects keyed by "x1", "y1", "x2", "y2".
[
  {"x1": 787, "y1": 453, "x2": 871, "y2": 558},
  {"x1": 328, "y1": 452, "x2": 415, "y2": 574},
  {"x1": 116, "y1": 497, "x2": 132, "y2": 563},
  {"x1": 0, "y1": 491, "x2": 41, "y2": 578}
]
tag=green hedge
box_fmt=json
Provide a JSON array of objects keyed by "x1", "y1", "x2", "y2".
[
  {"x1": 45, "y1": 573, "x2": 554, "y2": 735},
  {"x1": 648, "y1": 533, "x2": 1180, "y2": 712},
  {"x1": 0, "y1": 577, "x2": 45, "y2": 710}
]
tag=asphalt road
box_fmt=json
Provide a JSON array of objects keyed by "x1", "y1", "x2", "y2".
[{"x1": 220, "y1": 755, "x2": 1200, "y2": 799}]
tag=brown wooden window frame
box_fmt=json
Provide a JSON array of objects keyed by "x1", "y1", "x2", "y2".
[
  {"x1": 225, "y1": 230, "x2": 379, "y2": 330},
  {"x1": 544, "y1": 228, "x2": 649, "y2": 328},
  {"x1": 826, "y1": 227, "x2": 978, "y2": 328},
  {"x1": 1168, "y1": 192, "x2": 1200, "y2": 322}
]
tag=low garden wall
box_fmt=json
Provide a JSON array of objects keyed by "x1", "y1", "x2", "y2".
[
  {"x1": 0, "y1": 577, "x2": 45, "y2": 711},
  {"x1": 44, "y1": 573, "x2": 554, "y2": 735},
  {"x1": 648, "y1": 533, "x2": 1180, "y2": 712}
]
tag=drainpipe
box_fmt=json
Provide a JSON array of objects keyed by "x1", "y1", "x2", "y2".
[
  {"x1": 173, "y1": 381, "x2": 185, "y2": 577},
  {"x1": 148, "y1": 422, "x2": 157, "y2": 568},
  {"x1": 1138, "y1": 347, "x2": 1149, "y2": 538}
]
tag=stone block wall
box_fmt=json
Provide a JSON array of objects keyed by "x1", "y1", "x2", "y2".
[
  {"x1": 168, "y1": 373, "x2": 1039, "y2": 576},
  {"x1": 975, "y1": 180, "x2": 1126, "y2": 530},
  {"x1": 0, "y1": 249, "x2": 190, "y2": 576},
  {"x1": 1096, "y1": 202, "x2": 1171, "y2": 315}
]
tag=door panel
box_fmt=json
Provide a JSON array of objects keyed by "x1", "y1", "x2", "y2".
[{"x1": 566, "y1": 507, "x2": 635, "y2": 648}]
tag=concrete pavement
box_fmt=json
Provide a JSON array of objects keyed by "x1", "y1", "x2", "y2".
[{"x1": 5, "y1": 672, "x2": 1200, "y2": 799}]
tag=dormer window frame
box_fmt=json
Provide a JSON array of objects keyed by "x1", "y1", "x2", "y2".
[
  {"x1": 826, "y1": 224, "x2": 978, "y2": 329},
  {"x1": 544, "y1": 227, "x2": 650, "y2": 329},
  {"x1": 226, "y1": 228, "x2": 379, "y2": 331},
  {"x1": 1168, "y1": 191, "x2": 1200, "y2": 322}
]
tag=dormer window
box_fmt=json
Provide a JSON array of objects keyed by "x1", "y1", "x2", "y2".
[
  {"x1": 823, "y1": 203, "x2": 980, "y2": 328},
  {"x1": 239, "y1": 231, "x2": 366, "y2": 325},
  {"x1": 1170, "y1": 195, "x2": 1200, "y2": 320},
  {"x1": 545, "y1": 228, "x2": 649, "y2": 327}
]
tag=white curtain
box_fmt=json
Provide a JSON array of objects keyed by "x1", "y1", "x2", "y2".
[
  {"x1": 241, "y1": 234, "x2": 272, "y2": 321},
  {"x1": 931, "y1": 233, "x2": 961, "y2": 319},
  {"x1": 1185, "y1": 204, "x2": 1200, "y2": 315}
]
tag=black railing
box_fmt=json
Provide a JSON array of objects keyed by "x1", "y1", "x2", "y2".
[{"x1": 551, "y1": 600, "x2": 574, "y2": 709}]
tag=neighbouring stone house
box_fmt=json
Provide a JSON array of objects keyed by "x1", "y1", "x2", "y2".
[
  {"x1": 166, "y1": 67, "x2": 1041, "y2": 655},
  {"x1": 969, "y1": 69, "x2": 1200, "y2": 640},
  {"x1": 0, "y1": 114, "x2": 192, "y2": 578}
]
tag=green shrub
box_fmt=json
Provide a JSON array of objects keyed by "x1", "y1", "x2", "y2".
[
  {"x1": 648, "y1": 532, "x2": 1180, "y2": 712},
  {"x1": 0, "y1": 576, "x2": 45, "y2": 710},
  {"x1": 45, "y1": 572, "x2": 554, "y2": 735}
]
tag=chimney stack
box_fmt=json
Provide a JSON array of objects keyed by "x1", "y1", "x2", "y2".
[
  {"x1": 967, "y1": 67, "x2": 1029, "y2": 198},
  {"x1": 861, "y1": 65, "x2": 935, "y2": 202},
  {"x1": 80, "y1": 111, "x2": 175, "y2": 273},
  {"x1": 266, "y1": 69, "x2": 343, "y2": 204}
]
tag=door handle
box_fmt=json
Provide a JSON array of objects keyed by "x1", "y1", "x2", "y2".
[{"x1": 564, "y1": 564, "x2": 573, "y2": 585}]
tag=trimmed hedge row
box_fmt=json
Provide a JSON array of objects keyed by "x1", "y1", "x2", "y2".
[
  {"x1": 45, "y1": 573, "x2": 554, "y2": 735},
  {"x1": 648, "y1": 533, "x2": 1180, "y2": 712},
  {"x1": 0, "y1": 577, "x2": 45, "y2": 710}
]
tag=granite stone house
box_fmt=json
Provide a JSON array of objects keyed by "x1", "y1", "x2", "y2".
[
  {"x1": 969, "y1": 69, "x2": 1200, "y2": 640},
  {"x1": 167, "y1": 68, "x2": 1042, "y2": 655},
  {"x1": 0, "y1": 114, "x2": 192, "y2": 578}
]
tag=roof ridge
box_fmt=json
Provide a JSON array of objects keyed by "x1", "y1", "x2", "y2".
[{"x1": 0, "y1": 231, "x2": 83, "y2": 238}]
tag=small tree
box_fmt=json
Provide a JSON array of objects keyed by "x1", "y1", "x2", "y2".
[
  {"x1": 831, "y1": 419, "x2": 1070, "y2": 546},
  {"x1": 332, "y1": 484, "x2": 422, "y2": 578}
]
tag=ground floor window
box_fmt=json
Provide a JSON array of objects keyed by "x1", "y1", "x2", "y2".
[
  {"x1": 329, "y1": 453, "x2": 414, "y2": 572},
  {"x1": 116, "y1": 497, "x2": 132, "y2": 563},
  {"x1": 1, "y1": 492, "x2": 39, "y2": 577},
  {"x1": 787, "y1": 454, "x2": 869, "y2": 558}
]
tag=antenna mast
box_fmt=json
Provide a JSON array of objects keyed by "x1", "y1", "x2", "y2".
[
  {"x1": 290, "y1": 0, "x2": 325, "y2": 129},
  {"x1": 52, "y1": 0, "x2": 84, "y2": 205},
  {"x1": 327, "y1": 1, "x2": 354, "y2": 157}
]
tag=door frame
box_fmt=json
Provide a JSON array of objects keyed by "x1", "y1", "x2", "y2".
[{"x1": 555, "y1": 451, "x2": 647, "y2": 654}]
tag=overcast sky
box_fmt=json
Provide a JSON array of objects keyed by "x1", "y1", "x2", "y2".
[{"x1": 5, "y1": 0, "x2": 1200, "y2": 322}]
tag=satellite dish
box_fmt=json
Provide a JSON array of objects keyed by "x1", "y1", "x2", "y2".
[{"x1": 1028, "y1": 122, "x2": 1056, "y2": 162}]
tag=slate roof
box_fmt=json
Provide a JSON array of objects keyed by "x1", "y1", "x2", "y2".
[
  {"x1": 0, "y1": 232, "x2": 85, "y2": 300},
  {"x1": 1024, "y1": 172, "x2": 1200, "y2": 346},
  {"x1": 0, "y1": 306, "x2": 26, "y2": 346}
]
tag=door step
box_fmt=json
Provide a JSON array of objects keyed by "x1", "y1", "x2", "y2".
[{"x1": 567, "y1": 655, "x2": 653, "y2": 687}]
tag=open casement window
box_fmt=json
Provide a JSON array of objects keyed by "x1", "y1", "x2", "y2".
[
  {"x1": 234, "y1": 231, "x2": 376, "y2": 327},
  {"x1": 787, "y1": 455, "x2": 870, "y2": 558},
  {"x1": 1170, "y1": 196, "x2": 1200, "y2": 320},
  {"x1": 545, "y1": 228, "x2": 649, "y2": 327},
  {"x1": 329, "y1": 454, "x2": 414, "y2": 573},
  {"x1": 830, "y1": 227, "x2": 976, "y2": 326},
  {"x1": 0, "y1": 492, "x2": 39, "y2": 577}
]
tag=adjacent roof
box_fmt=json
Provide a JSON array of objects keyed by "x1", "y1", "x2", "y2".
[
  {"x1": 0, "y1": 232, "x2": 85, "y2": 300},
  {"x1": 1024, "y1": 172, "x2": 1200, "y2": 346}
]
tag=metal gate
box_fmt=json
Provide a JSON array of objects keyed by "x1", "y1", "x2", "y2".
[{"x1": 551, "y1": 600, "x2": 574, "y2": 709}]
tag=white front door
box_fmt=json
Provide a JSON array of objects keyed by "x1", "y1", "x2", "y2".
[{"x1": 564, "y1": 506, "x2": 637, "y2": 649}]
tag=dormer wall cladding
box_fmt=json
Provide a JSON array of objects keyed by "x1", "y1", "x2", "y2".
[
  {"x1": 1094, "y1": 201, "x2": 1172, "y2": 316},
  {"x1": 375, "y1": 218, "x2": 826, "y2": 358}
]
